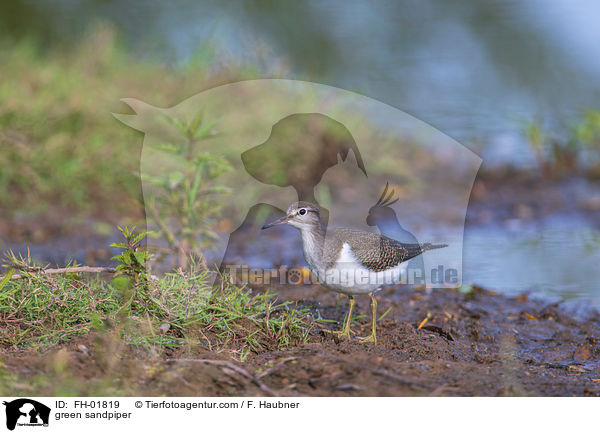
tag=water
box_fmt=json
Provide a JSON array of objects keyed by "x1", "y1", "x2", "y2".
[
  {"x1": 201, "y1": 209, "x2": 600, "y2": 304},
  {"x1": 463, "y1": 214, "x2": 600, "y2": 304},
  {"x1": 6, "y1": 1, "x2": 600, "y2": 167}
]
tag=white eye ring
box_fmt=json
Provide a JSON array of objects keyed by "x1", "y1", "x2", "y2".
[{"x1": 298, "y1": 209, "x2": 306, "y2": 215}]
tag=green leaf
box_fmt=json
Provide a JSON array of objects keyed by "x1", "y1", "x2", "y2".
[
  {"x1": 162, "y1": 113, "x2": 188, "y2": 135},
  {"x1": 133, "y1": 232, "x2": 147, "y2": 245},
  {"x1": 188, "y1": 166, "x2": 203, "y2": 208},
  {"x1": 189, "y1": 111, "x2": 204, "y2": 136},
  {"x1": 193, "y1": 118, "x2": 218, "y2": 140},
  {"x1": 0, "y1": 269, "x2": 15, "y2": 290},
  {"x1": 141, "y1": 174, "x2": 171, "y2": 188},
  {"x1": 133, "y1": 251, "x2": 148, "y2": 265},
  {"x1": 111, "y1": 275, "x2": 132, "y2": 291},
  {"x1": 110, "y1": 255, "x2": 127, "y2": 263},
  {"x1": 109, "y1": 242, "x2": 128, "y2": 249},
  {"x1": 120, "y1": 254, "x2": 132, "y2": 265},
  {"x1": 154, "y1": 142, "x2": 182, "y2": 154}
]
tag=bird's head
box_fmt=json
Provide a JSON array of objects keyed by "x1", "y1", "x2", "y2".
[{"x1": 262, "y1": 201, "x2": 322, "y2": 231}]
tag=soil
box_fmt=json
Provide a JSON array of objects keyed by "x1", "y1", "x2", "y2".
[{"x1": 3, "y1": 284, "x2": 600, "y2": 397}]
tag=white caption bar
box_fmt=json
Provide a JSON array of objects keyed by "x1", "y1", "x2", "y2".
[{"x1": 0, "y1": 397, "x2": 595, "y2": 433}]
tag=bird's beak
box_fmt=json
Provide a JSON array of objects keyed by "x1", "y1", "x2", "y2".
[{"x1": 262, "y1": 215, "x2": 291, "y2": 229}]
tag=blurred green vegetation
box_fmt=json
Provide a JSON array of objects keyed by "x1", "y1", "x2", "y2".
[
  {"x1": 142, "y1": 112, "x2": 233, "y2": 269},
  {"x1": 522, "y1": 110, "x2": 600, "y2": 178},
  {"x1": 0, "y1": 24, "x2": 259, "y2": 222},
  {"x1": 2, "y1": 20, "x2": 599, "y2": 227}
]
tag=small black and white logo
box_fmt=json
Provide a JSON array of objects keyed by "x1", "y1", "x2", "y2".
[{"x1": 3, "y1": 399, "x2": 50, "y2": 431}]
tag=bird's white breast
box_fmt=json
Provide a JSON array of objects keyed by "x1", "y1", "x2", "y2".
[{"x1": 312, "y1": 242, "x2": 408, "y2": 295}]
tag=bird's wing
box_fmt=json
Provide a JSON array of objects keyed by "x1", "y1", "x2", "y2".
[{"x1": 326, "y1": 228, "x2": 427, "y2": 272}]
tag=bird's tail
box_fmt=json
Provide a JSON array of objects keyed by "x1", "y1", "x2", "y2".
[{"x1": 422, "y1": 243, "x2": 448, "y2": 252}]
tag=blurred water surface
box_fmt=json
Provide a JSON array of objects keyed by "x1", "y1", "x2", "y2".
[
  {"x1": 463, "y1": 214, "x2": 600, "y2": 303},
  {"x1": 3, "y1": 0, "x2": 599, "y2": 165}
]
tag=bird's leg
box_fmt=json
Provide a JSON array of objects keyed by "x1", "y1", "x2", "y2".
[
  {"x1": 329, "y1": 295, "x2": 355, "y2": 339},
  {"x1": 358, "y1": 294, "x2": 378, "y2": 344},
  {"x1": 341, "y1": 295, "x2": 356, "y2": 337}
]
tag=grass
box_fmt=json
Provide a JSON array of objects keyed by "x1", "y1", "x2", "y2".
[
  {"x1": 0, "y1": 235, "x2": 316, "y2": 395},
  {"x1": 0, "y1": 271, "x2": 120, "y2": 348},
  {"x1": 0, "y1": 265, "x2": 314, "y2": 353}
]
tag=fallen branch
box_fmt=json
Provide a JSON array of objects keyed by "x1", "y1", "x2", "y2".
[{"x1": 8, "y1": 266, "x2": 117, "y2": 281}]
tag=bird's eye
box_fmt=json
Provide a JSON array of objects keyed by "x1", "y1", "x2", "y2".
[{"x1": 298, "y1": 209, "x2": 306, "y2": 216}]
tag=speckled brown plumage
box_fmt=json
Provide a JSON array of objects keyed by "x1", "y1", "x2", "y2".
[{"x1": 323, "y1": 228, "x2": 444, "y2": 272}]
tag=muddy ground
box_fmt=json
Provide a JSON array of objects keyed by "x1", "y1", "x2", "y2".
[{"x1": 3, "y1": 284, "x2": 600, "y2": 397}]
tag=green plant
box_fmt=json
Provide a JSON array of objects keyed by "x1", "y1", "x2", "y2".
[
  {"x1": 150, "y1": 266, "x2": 314, "y2": 352},
  {"x1": 522, "y1": 118, "x2": 579, "y2": 177},
  {"x1": 0, "y1": 24, "x2": 260, "y2": 225},
  {"x1": 111, "y1": 226, "x2": 151, "y2": 284},
  {"x1": 572, "y1": 110, "x2": 600, "y2": 149},
  {"x1": 110, "y1": 226, "x2": 156, "y2": 315},
  {"x1": 143, "y1": 112, "x2": 232, "y2": 269}
]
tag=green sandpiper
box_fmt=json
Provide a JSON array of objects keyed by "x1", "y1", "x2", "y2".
[{"x1": 262, "y1": 201, "x2": 447, "y2": 344}]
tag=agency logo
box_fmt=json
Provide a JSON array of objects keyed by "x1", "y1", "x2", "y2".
[{"x1": 3, "y1": 399, "x2": 50, "y2": 431}]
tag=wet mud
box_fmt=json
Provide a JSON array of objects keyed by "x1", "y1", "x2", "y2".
[{"x1": 3, "y1": 285, "x2": 600, "y2": 396}]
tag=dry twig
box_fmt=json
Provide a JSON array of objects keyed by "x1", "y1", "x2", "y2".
[{"x1": 8, "y1": 266, "x2": 116, "y2": 281}]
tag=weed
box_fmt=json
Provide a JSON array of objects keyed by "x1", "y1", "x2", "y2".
[
  {"x1": 0, "y1": 269, "x2": 121, "y2": 348},
  {"x1": 522, "y1": 118, "x2": 578, "y2": 177},
  {"x1": 109, "y1": 226, "x2": 160, "y2": 317},
  {"x1": 152, "y1": 266, "x2": 313, "y2": 351},
  {"x1": 110, "y1": 226, "x2": 151, "y2": 284},
  {"x1": 573, "y1": 110, "x2": 600, "y2": 149},
  {"x1": 143, "y1": 111, "x2": 232, "y2": 269},
  {"x1": 522, "y1": 110, "x2": 600, "y2": 177}
]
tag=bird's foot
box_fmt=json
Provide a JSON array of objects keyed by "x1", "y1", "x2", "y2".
[
  {"x1": 324, "y1": 328, "x2": 355, "y2": 339},
  {"x1": 357, "y1": 333, "x2": 377, "y2": 345}
]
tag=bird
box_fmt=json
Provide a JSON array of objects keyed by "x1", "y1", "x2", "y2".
[{"x1": 262, "y1": 201, "x2": 447, "y2": 344}]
